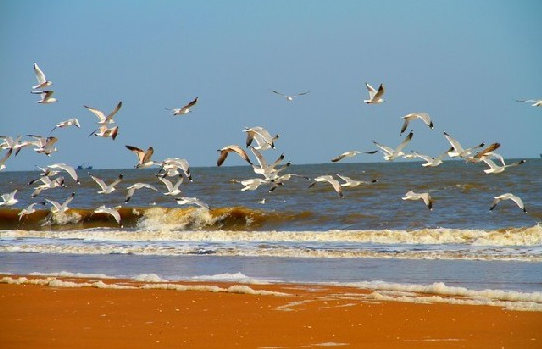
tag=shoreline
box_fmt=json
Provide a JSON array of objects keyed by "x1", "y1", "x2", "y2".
[{"x1": 1, "y1": 274, "x2": 541, "y2": 348}]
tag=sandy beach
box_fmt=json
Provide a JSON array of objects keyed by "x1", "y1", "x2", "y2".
[{"x1": 1, "y1": 275, "x2": 541, "y2": 349}]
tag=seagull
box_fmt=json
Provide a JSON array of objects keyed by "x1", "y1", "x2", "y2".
[
  {"x1": 0, "y1": 190, "x2": 18, "y2": 206},
  {"x1": 125, "y1": 183, "x2": 158, "y2": 203},
  {"x1": 174, "y1": 196, "x2": 209, "y2": 209},
  {"x1": 481, "y1": 158, "x2": 526, "y2": 174},
  {"x1": 89, "y1": 124, "x2": 119, "y2": 140},
  {"x1": 405, "y1": 148, "x2": 451, "y2": 167},
  {"x1": 32, "y1": 63, "x2": 53, "y2": 89},
  {"x1": 272, "y1": 90, "x2": 310, "y2": 101},
  {"x1": 217, "y1": 145, "x2": 252, "y2": 167},
  {"x1": 158, "y1": 158, "x2": 192, "y2": 180},
  {"x1": 308, "y1": 175, "x2": 343, "y2": 197},
  {"x1": 158, "y1": 176, "x2": 184, "y2": 196},
  {"x1": 26, "y1": 135, "x2": 58, "y2": 156},
  {"x1": 166, "y1": 97, "x2": 198, "y2": 115},
  {"x1": 443, "y1": 132, "x2": 484, "y2": 159},
  {"x1": 84, "y1": 101, "x2": 123, "y2": 125},
  {"x1": 0, "y1": 136, "x2": 23, "y2": 152},
  {"x1": 0, "y1": 149, "x2": 13, "y2": 171},
  {"x1": 126, "y1": 145, "x2": 159, "y2": 168},
  {"x1": 18, "y1": 202, "x2": 46, "y2": 221},
  {"x1": 516, "y1": 99, "x2": 542, "y2": 107},
  {"x1": 239, "y1": 178, "x2": 270, "y2": 191},
  {"x1": 331, "y1": 150, "x2": 377, "y2": 163},
  {"x1": 30, "y1": 176, "x2": 65, "y2": 197},
  {"x1": 249, "y1": 147, "x2": 288, "y2": 180},
  {"x1": 46, "y1": 192, "x2": 75, "y2": 214},
  {"x1": 268, "y1": 173, "x2": 310, "y2": 192},
  {"x1": 90, "y1": 174, "x2": 123, "y2": 194},
  {"x1": 489, "y1": 193, "x2": 526, "y2": 213},
  {"x1": 400, "y1": 113, "x2": 433, "y2": 135},
  {"x1": 402, "y1": 191, "x2": 433, "y2": 211},
  {"x1": 45, "y1": 163, "x2": 80, "y2": 184},
  {"x1": 51, "y1": 118, "x2": 80, "y2": 133},
  {"x1": 364, "y1": 82, "x2": 384, "y2": 104},
  {"x1": 336, "y1": 174, "x2": 377, "y2": 187},
  {"x1": 94, "y1": 205, "x2": 122, "y2": 224},
  {"x1": 244, "y1": 126, "x2": 278, "y2": 150},
  {"x1": 31, "y1": 90, "x2": 57, "y2": 103},
  {"x1": 373, "y1": 131, "x2": 413, "y2": 161}
]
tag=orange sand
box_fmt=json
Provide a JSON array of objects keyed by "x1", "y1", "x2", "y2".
[{"x1": 1, "y1": 275, "x2": 541, "y2": 348}]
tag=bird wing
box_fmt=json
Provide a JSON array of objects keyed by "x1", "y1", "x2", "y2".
[
  {"x1": 90, "y1": 175, "x2": 108, "y2": 190},
  {"x1": 33, "y1": 63, "x2": 47, "y2": 85},
  {"x1": 395, "y1": 132, "x2": 413, "y2": 153},
  {"x1": 272, "y1": 90, "x2": 286, "y2": 97},
  {"x1": 84, "y1": 106, "x2": 107, "y2": 123},
  {"x1": 365, "y1": 83, "x2": 377, "y2": 99},
  {"x1": 106, "y1": 101, "x2": 123, "y2": 121},
  {"x1": 373, "y1": 84, "x2": 385, "y2": 101}
]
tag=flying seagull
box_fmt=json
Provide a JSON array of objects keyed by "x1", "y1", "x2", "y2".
[
  {"x1": 175, "y1": 196, "x2": 209, "y2": 209},
  {"x1": 244, "y1": 126, "x2": 278, "y2": 150},
  {"x1": 90, "y1": 174, "x2": 124, "y2": 194},
  {"x1": 217, "y1": 145, "x2": 252, "y2": 167},
  {"x1": 373, "y1": 131, "x2": 413, "y2": 161},
  {"x1": 18, "y1": 202, "x2": 46, "y2": 221},
  {"x1": 31, "y1": 90, "x2": 57, "y2": 103},
  {"x1": 166, "y1": 97, "x2": 198, "y2": 115},
  {"x1": 46, "y1": 192, "x2": 75, "y2": 214},
  {"x1": 402, "y1": 191, "x2": 433, "y2": 211},
  {"x1": 308, "y1": 175, "x2": 343, "y2": 197},
  {"x1": 0, "y1": 190, "x2": 18, "y2": 206},
  {"x1": 94, "y1": 205, "x2": 122, "y2": 224},
  {"x1": 364, "y1": 82, "x2": 384, "y2": 104},
  {"x1": 32, "y1": 63, "x2": 53, "y2": 89},
  {"x1": 84, "y1": 101, "x2": 123, "y2": 125},
  {"x1": 331, "y1": 150, "x2": 377, "y2": 163},
  {"x1": 443, "y1": 131, "x2": 484, "y2": 159},
  {"x1": 515, "y1": 99, "x2": 542, "y2": 107},
  {"x1": 126, "y1": 145, "x2": 159, "y2": 168},
  {"x1": 272, "y1": 90, "x2": 310, "y2": 101},
  {"x1": 400, "y1": 113, "x2": 433, "y2": 135},
  {"x1": 89, "y1": 124, "x2": 119, "y2": 140},
  {"x1": 481, "y1": 158, "x2": 526, "y2": 174},
  {"x1": 489, "y1": 193, "x2": 526, "y2": 213},
  {"x1": 51, "y1": 118, "x2": 80, "y2": 133},
  {"x1": 125, "y1": 183, "x2": 158, "y2": 203}
]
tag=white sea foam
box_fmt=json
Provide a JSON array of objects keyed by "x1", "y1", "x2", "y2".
[{"x1": 3, "y1": 224, "x2": 540, "y2": 246}]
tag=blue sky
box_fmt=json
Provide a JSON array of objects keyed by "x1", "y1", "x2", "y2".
[{"x1": 1, "y1": 0, "x2": 541, "y2": 171}]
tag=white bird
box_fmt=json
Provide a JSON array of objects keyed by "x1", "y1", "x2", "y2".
[
  {"x1": 46, "y1": 163, "x2": 80, "y2": 184},
  {"x1": 217, "y1": 145, "x2": 252, "y2": 167},
  {"x1": 0, "y1": 190, "x2": 18, "y2": 206},
  {"x1": 244, "y1": 126, "x2": 278, "y2": 150},
  {"x1": 158, "y1": 176, "x2": 184, "y2": 196},
  {"x1": 249, "y1": 147, "x2": 288, "y2": 180},
  {"x1": 336, "y1": 174, "x2": 377, "y2": 187},
  {"x1": 489, "y1": 193, "x2": 526, "y2": 213},
  {"x1": 31, "y1": 90, "x2": 57, "y2": 103},
  {"x1": 0, "y1": 135, "x2": 24, "y2": 153},
  {"x1": 466, "y1": 143, "x2": 504, "y2": 165},
  {"x1": 0, "y1": 149, "x2": 13, "y2": 171},
  {"x1": 18, "y1": 202, "x2": 46, "y2": 221},
  {"x1": 239, "y1": 178, "x2": 270, "y2": 191},
  {"x1": 308, "y1": 175, "x2": 343, "y2": 197},
  {"x1": 46, "y1": 192, "x2": 75, "y2": 214},
  {"x1": 94, "y1": 205, "x2": 122, "y2": 224},
  {"x1": 272, "y1": 90, "x2": 310, "y2": 101},
  {"x1": 331, "y1": 150, "x2": 377, "y2": 163},
  {"x1": 364, "y1": 82, "x2": 384, "y2": 104},
  {"x1": 51, "y1": 118, "x2": 80, "y2": 133},
  {"x1": 443, "y1": 132, "x2": 484, "y2": 159},
  {"x1": 27, "y1": 135, "x2": 58, "y2": 156},
  {"x1": 481, "y1": 158, "x2": 526, "y2": 174},
  {"x1": 32, "y1": 63, "x2": 53, "y2": 89},
  {"x1": 30, "y1": 176, "x2": 65, "y2": 197},
  {"x1": 516, "y1": 99, "x2": 542, "y2": 107},
  {"x1": 126, "y1": 145, "x2": 159, "y2": 169},
  {"x1": 400, "y1": 113, "x2": 433, "y2": 135},
  {"x1": 175, "y1": 196, "x2": 209, "y2": 209},
  {"x1": 158, "y1": 158, "x2": 192, "y2": 180},
  {"x1": 405, "y1": 148, "x2": 451, "y2": 167},
  {"x1": 373, "y1": 131, "x2": 413, "y2": 161},
  {"x1": 402, "y1": 191, "x2": 433, "y2": 211},
  {"x1": 89, "y1": 124, "x2": 119, "y2": 140},
  {"x1": 84, "y1": 101, "x2": 123, "y2": 125},
  {"x1": 166, "y1": 97, "x2": 198, "y2": 115},
  {"x1": 125, "y1": 183, "x2": 158, "y2": 203},
  {"x1": 90, "y1": 174, "x2": 124, "y2": 194}
]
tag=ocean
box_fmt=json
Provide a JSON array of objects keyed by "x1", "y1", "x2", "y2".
[{"x1": 1, "y1": 160, "x2": 541, "y2": 310}]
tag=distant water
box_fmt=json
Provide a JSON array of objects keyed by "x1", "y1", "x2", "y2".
[{"x1": 1, "y1": 160, "x2": 541, "y2": 305}]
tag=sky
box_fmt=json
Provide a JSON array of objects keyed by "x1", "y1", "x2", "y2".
[{"x1": 1, "y1": 0, "x2": 541, "y2": 171}]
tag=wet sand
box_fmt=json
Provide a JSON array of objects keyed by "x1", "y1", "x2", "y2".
[{"x1": 1, "y1": 275, "x2": 541, "y2": 348}]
